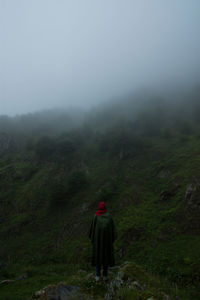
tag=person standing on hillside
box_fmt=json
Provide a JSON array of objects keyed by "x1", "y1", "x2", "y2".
[{"x1": 89, "y1": 201, "x2": 117, "y2": 281}]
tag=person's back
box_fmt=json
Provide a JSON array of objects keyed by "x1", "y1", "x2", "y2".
[{"x1": 89, "y1": 202, "x2": 117, "y2": 281}]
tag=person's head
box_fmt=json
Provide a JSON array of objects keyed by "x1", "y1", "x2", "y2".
[{"x1": 98, "y1": 201, "x2": 106, "y2": 210}]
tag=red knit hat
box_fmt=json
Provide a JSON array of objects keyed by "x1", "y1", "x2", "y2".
[{"x1": 96, "y1": 201, "x2": 107, "y2": 216}]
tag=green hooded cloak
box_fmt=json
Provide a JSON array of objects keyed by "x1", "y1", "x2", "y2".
[{"x1": 89, "y1": 212, "x2": 117, "y2": 266}]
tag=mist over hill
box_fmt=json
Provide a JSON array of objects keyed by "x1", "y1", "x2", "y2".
[{"x1": 0, "y1": 85, "x2": 200, "y2": 154}]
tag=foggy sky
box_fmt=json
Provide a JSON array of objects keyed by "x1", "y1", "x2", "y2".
[{"x1": 1, "y1": 0, "x2": 200, "y2": 116}]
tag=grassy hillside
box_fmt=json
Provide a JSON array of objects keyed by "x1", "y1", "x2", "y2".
[{"x1": 0, "y1": 90, "x2": 200, "y2": 299}]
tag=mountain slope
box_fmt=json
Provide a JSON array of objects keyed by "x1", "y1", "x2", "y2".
[{"x1": 0, "y1": 91, "x2": 200, "y2": 299}]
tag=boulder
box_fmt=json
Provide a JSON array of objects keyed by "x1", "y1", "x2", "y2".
[
  {"x1": 159, "y1": 185, "x2": 179, "y2": 202},
  {"x1": 185, "y1": 184, "x2": 200, "y2": 211},
  {"x1": 30, "y1": 284, "x2": 92, "y2": 300},
  {"x1": 0, "y1": 279, "x2": 15, "y2": 285},
  {"x1": 17, "y1": 273, "x2": 28, "y2": 280}
]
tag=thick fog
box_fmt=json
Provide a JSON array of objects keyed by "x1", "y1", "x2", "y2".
[{"x1": 1, "y1": 0, "x2": 200, "y2": 116}]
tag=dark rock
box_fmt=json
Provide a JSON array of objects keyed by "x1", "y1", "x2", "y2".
[
  {"x1": 160, "y1": 190, "x2": 171, "y2": 201},
  {"x1": 185, "y1": 184, "x2": 200, "y2": 211},
  {"x1": 30, "y1": 284, "x2": 93, "y2": 300},
  {"x1": 159, "y1": 186, "x2": 178, "y2": 201},
  {"x1": 57, "y1": 284, "x2": 79, "y2": 300},
  {"x1": 17, "y1": 273, "x2": 28, "y2": 280},
  {"x1": 0, "y1": 279, "x2": 15, "y2": 285},
  {"x1": 105, "y1": 270, "x2": 124, "y2": 300}
]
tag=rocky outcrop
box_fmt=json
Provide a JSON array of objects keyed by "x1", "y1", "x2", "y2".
[
  {"x1": 160, "y1": 190, "x2": 174, "y2": 201},
  {"x1": 181, "y1": 183, "x2": 200, "y2": 232},
  {"x1": 0, "y1": 279, "x2": 15, "y2": 285},
  {"x1": 0, "y1": 273, "x2": 27, "y2": 286},
  {"x1": 105, "y1": 262, "x2": 172, "y2": 300},
  {"x1": 28, "y1": 262, "x2": 176, "y2": 300},
  {"x1": 29, "y1": 283, "x2": 93, "y2": 300},
  {"x1": 185, "y1": 183, "x2": 200, "y2": 212},
  {"x1": 159, "y1": 184, "x2": 180, "y2": 202}
]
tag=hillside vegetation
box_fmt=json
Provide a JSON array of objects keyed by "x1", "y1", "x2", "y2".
[{"x1": 0, "y1": 88, "x2": 200, "y2": 299}]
